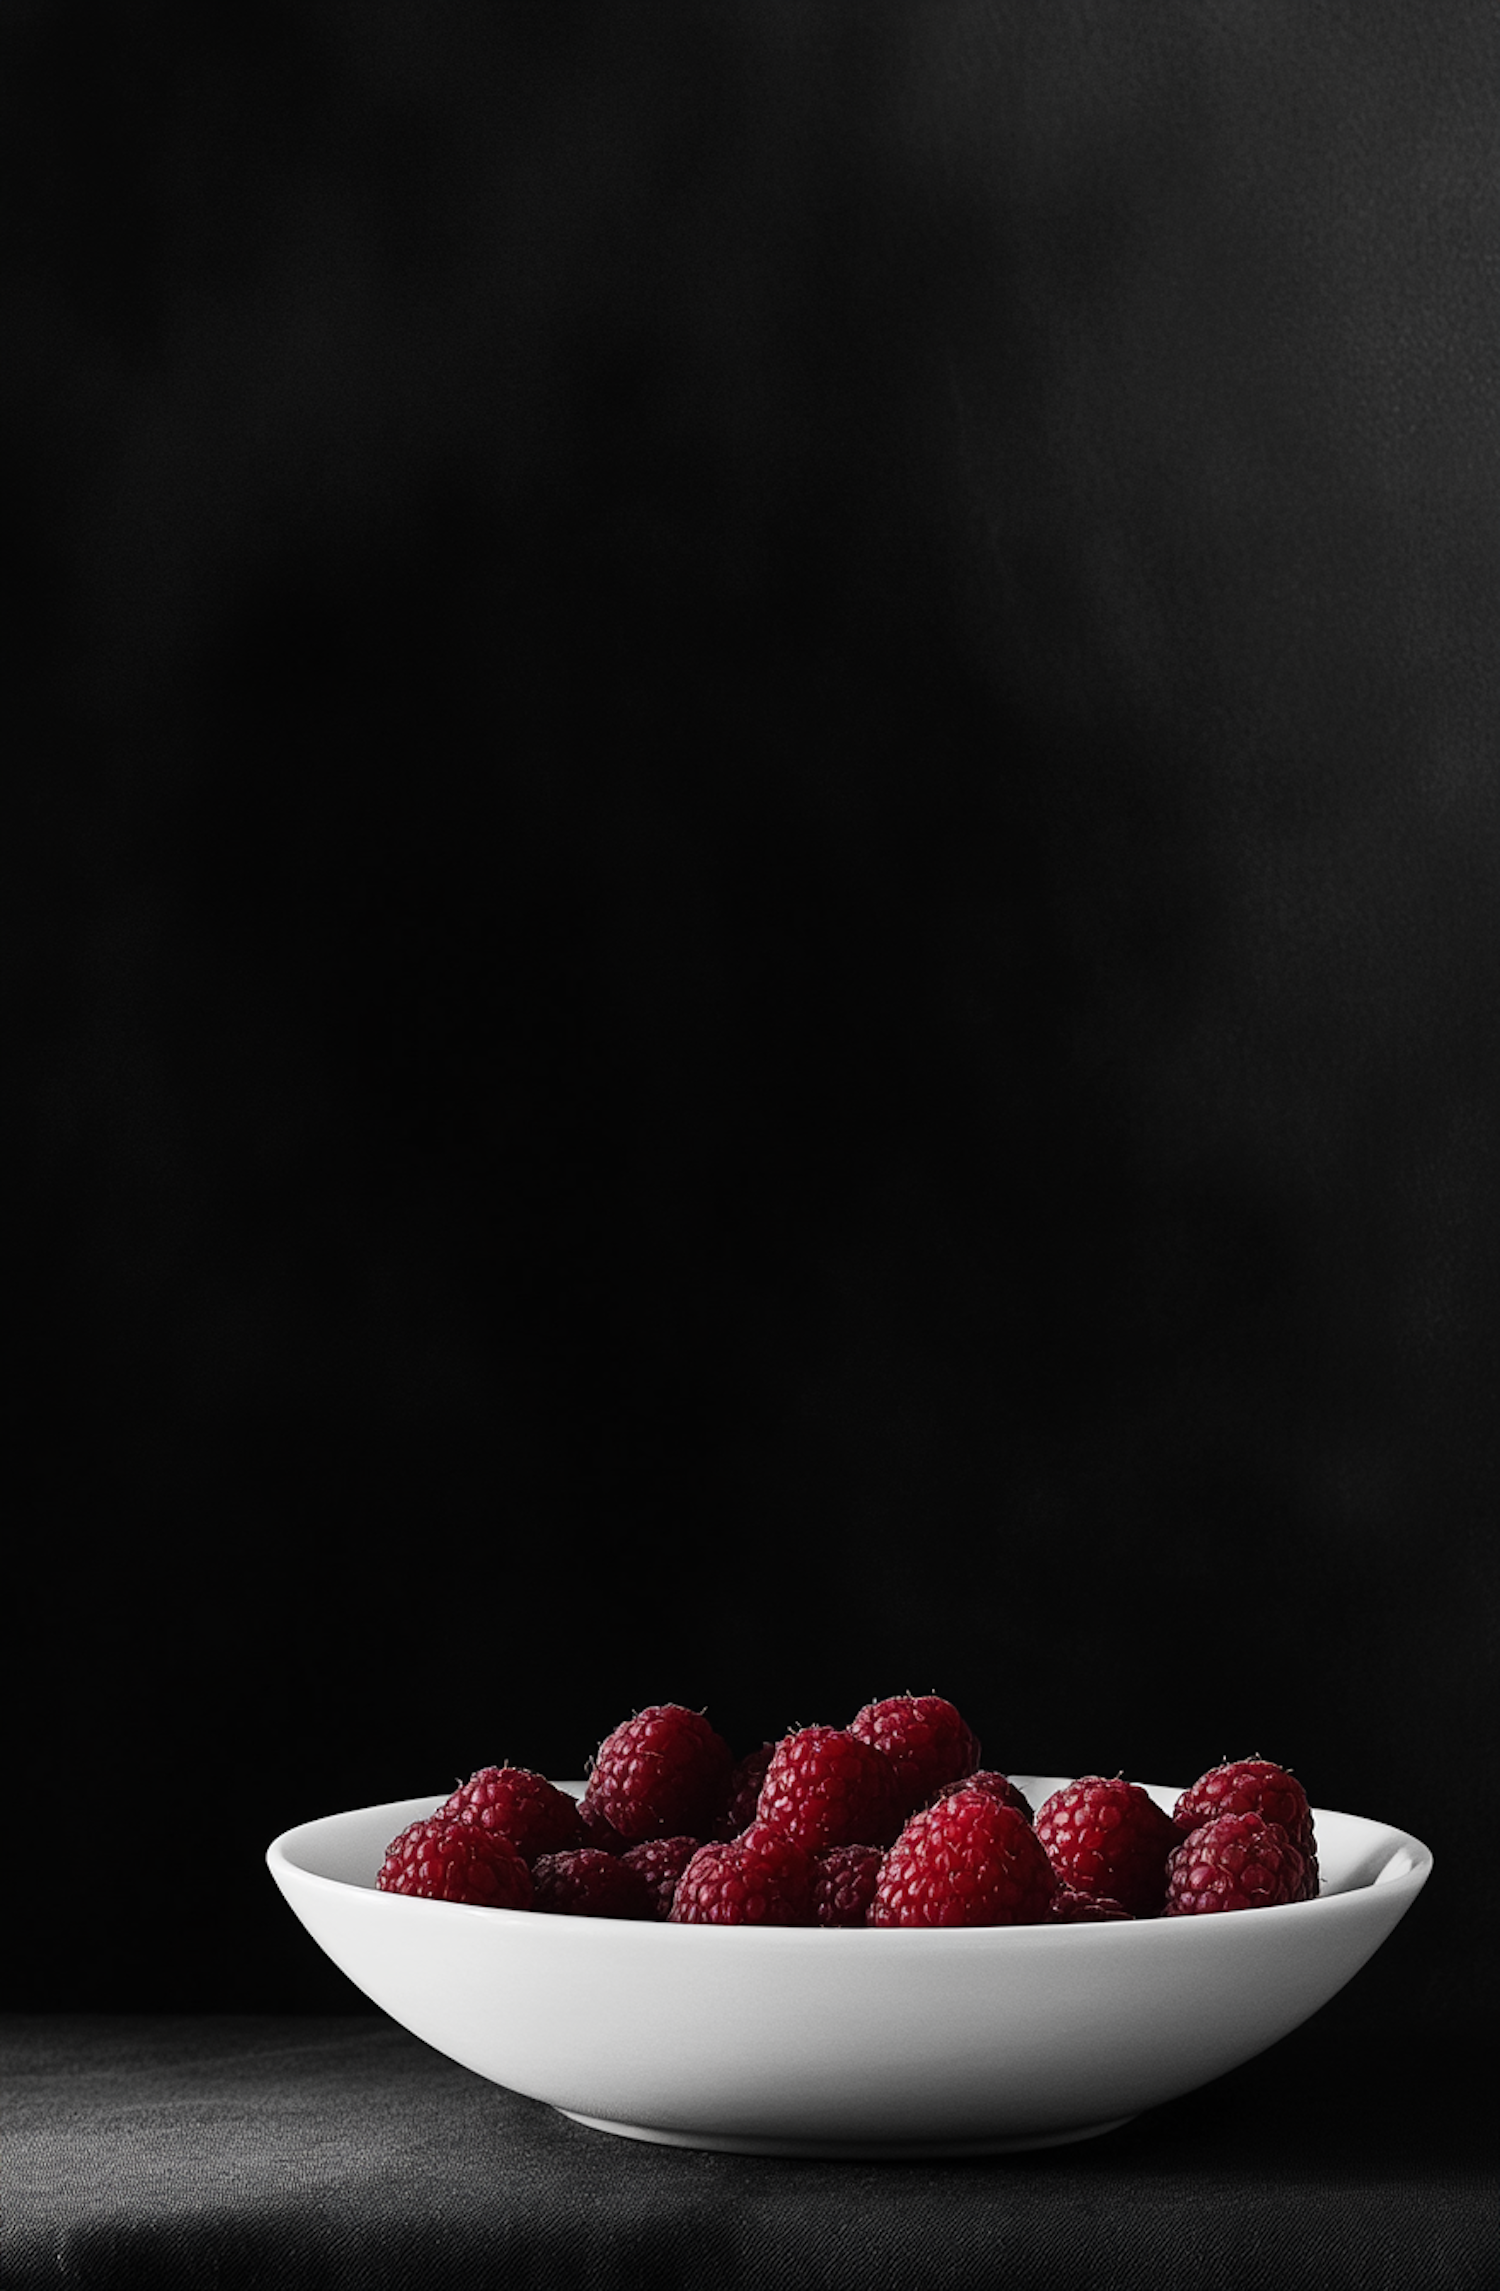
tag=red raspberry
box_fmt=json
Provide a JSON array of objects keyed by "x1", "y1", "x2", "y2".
[
  {"x1": 755, "y1": 1724, "x2": 903, "y2": 1850},
  {"x1": 1173, "y1": 1758, "x2": 1319, "y2": 1900},
  {"x1": 847, "y1": 1694, "x2": 981, "y2": 1816},
  {"x1": 581, "y1": 1705, "x2": 733, "y2": 1844},
  {"x1": 1034, "y1": 1777, "x2": 1180, "y2": 1918},
  {"x1": 576, "y1": 1798, "x2": 631, "y2": 1856},
  {"x1": 530, "y1": 1847, "x2": 654, "y2": 1919},
  {"x1": 1047, "y1": 1887, "x2": 1133, "y2": 1923},
  {"x1": 932, "y1": 1770, "x2": 1034, "y2": 1823},
  {"x1": 869, "y1": 1795, "x2": 1057, "y2": 1927},
  {"x1": 1163, "y1": 1811, "x2": 1307, "y2": 1915},
  {"x1": 439, "y1": 1767, "x2": 586, "y2": 1862},
  {"x1": 376, "y1": 1815, "x2": 534, "y2": 1910},
  {"x1": 811, "y1": 1843, "x2": 884, "y2": 1928},
  {"x1": 714, "y1": 1743, "x2": 775, "y2": 1839},
  {"x1": 621, "y1": 1835, "x2": 703, "y2": 1921},
  {"x1": 668, "y1": 1823, "x2": 816, "y2": 1925}
]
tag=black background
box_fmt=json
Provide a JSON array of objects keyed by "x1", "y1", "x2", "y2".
[{"x1": 9, "y1": 2, "x2": 1497, "y2": 2032}]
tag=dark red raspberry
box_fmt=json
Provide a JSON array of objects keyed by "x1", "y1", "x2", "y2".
[
  {"x1": 581, "y1": 1705, "x2": 733, "y2": 1844},
  {"x1": 530, "y1": 1847, "x2": 654, "y2": 1919},
  {"x1": 811, "y1": 1843, "x2": 884, "y2": 1928},
  {"x1": 576, "y1": 1798, "x2": 631, "y2": 1856},
  {"x1": 1163, "y1": 1811, "x2": 1307, "y2": 1915},
  {"x1": 668, "y1": 1823, "x2": 815, "y2": 1925},
  {"x1": 1173, "y1": 1758, "x2": 1319, "y2": 1900},
  {"x1": 439, "y1": 1767, "x2": 586, "y2": 1862},
  {"x1": 847, "y1": 1694, "x2": 981, "y2": 1816},
  {"x1": 932, "y1": 1770, "x2": 1034, "y2": 1822},
  {"x1": 1047, "y1": 1887, "x2": 1133, "y2": 1923},
  {"x1": 755, "y1": 1724, "x2": 903, "y2": 1850},
  {"x1": 1034, "y1": 1777, "x2": 1180, "y2": 1918},
  {"x1": 376, "y1": 1815, "x2": 534, "y2": 1910},
  {"x1": 869, "y1": 1795, "x2": 1057, "y2": 1927},
  {"x1": 714, "y1": 1743, "x2": 775, "y2": 1839},
  {"x1": 621, "y1": 1835, "x2": 703, "y2": 1921}
]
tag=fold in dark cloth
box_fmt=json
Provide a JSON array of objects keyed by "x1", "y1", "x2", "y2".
[{"x1": 4, "y1": 2015, "x2": 1494, "y2": 2290}]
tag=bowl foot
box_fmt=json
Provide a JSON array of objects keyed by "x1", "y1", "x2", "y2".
[{"x1": 557, "y1": 2111, "x2": 1137, "y2": 2159}]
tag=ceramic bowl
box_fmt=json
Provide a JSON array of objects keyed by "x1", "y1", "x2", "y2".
[{"x1": 266, "y1": 1776, "x2": 1431, "y2": 2157}]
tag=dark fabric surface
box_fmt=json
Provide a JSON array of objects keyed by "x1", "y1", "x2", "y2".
[{"x1": 4, "y1": 2015, "x2": 1495, "y2": 2290}]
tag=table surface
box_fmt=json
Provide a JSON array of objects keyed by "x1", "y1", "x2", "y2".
[{"x1": 5, "y1": 2012, "x2": 1496, "y2": 2289}]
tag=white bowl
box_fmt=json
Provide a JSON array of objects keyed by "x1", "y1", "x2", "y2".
[{"x1": 266, "y1": 1776, "x2": 1431, "y2": 2158}]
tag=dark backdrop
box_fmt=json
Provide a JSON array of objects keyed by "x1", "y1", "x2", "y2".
[{"x1": 9, "y1": 3, "x2": 1497, "y2": 2032}]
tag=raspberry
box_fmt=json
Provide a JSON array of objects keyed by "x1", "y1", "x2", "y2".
[
  {"x1": 714, "y1": 1743, "x2": 776, "y2": 1839},
  {"x1": 376, "y1": 1814, "x2": 534, "y2": 1910},
  {"x1": 576, "y1": 1798, "x2": 631, "y2": 1856},
  {"x1": 1163, "y1": 1811, "x2": 1307, "y2": 1915},
  {"x1": 621, "y1": 1835, "x2": 703, "y2": 1921},
  {"x1": 1173, "y1": 1758, "x2": 1319, "y2": 1900},
  {"x1": 668, "y1": 1823, "x2": 816, "y2": 1925},
  {"x1": 932, "y1": 1770, "x2": 1034, "y2": 1823},
  {"x1": 869, "y1": 1794, "x2": 1057, "y2": 1927},
  {"x1": 581, "y1": 1705, "x2": 733, "y2": 1844},
  {"x1": 1034, "y1": 1777, "x2": 1180, "y2": 1918},
  {"x1": 1048, "y1": 1887, "x2": 1133, "y2": 1923},
  {"x1": 847, "y1": 1694, "x2": 981, "y2": 1816},
  {"x1": 755, "y1": 1724, "x2": 903, "y2": 1850},
  {"x1": 531, "y1": 1847, "x2": 654, "y2": 1919},
  {"x1": 439, "y1": 1766, "x2": 586, "y2": 1862},
  {"x1": 811, "y1": 1843, "x2": 884, "y2": 1928}
]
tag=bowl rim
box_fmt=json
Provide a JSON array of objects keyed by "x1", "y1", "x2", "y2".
[{"x1": 266, "y1": 1776, "x2": 1434, "y2": 1942}]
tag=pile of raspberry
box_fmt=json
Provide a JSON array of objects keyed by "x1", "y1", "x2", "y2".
[{"x1": 375, "y1": 1697, "x2": 1320, "y2": 1927}]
